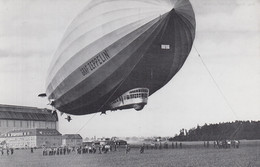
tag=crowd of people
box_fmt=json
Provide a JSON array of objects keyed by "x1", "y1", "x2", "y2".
[
  {"x1": 0, "y1": 148, "x2": 14, "y2": 156},
  {"x1": 42, "y1": 144, "x2": 114, "y2": 156},
  {"x1": 204, "y1": 140, "x2": 240, "y2": 149},
  {"x1": 40, "y1": 142, "x2": 184, "y2": 156},
  {"x1": 43, "y1": 147, "x2": 73, "y2": 156},
  {"x1": 1, "y1": 140, "x2": 240, "y2": 157},
  {"x1": 214, "y1": 140, "x2": 240, "y2": 149},
  {"x1": 148, "y1": 142, "x2": 183, "y2": 150}
]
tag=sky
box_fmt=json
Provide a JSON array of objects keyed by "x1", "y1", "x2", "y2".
[{"x1": 0, "y1": 0, "x2": 259, "y2": 139}]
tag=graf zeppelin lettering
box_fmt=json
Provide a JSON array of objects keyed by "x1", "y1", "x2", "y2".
[{"x1": 80, "y1": 50, "x2": 110, "y2": 76}]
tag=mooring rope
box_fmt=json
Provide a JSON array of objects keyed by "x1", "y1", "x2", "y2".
[
  {"x1": 193, "y1": 46, "x2": 238, "y2": 119},
  {"x1": 193, "y1": 46, "x2": 242, "y2": 140},
  {"x1": 76, "y1": 113, "x2": 98, "y2": 134}
]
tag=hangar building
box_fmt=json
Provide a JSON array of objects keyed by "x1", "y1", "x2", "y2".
[
  {"x1": 0, "y1": 104, "x2": 60, "y2": 148},
  {"x1": 0, "y1": 104, "x2": 58, "y2": 135}
]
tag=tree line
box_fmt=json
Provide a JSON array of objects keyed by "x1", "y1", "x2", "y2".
[{"x1": 169, "y1": 121, "x2": 260, "y2": 141}]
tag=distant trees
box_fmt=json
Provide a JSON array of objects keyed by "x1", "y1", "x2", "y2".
[{"x1": 169, "y1": 121, "x2": 260, "y2": 141}]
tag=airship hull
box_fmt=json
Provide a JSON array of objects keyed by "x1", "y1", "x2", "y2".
[{"x1": 46, "y1": 0, "x2": 196, "y2": 115}]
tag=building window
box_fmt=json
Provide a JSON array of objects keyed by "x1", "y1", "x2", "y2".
[
  {"x1": 27, "y1": 121, "x2": 29, "y2": 128},
  {"x1": 13, "y1": 120, "x2": 16, "y2": 127},
  {"x1": 20, "y1": 121, "x2": 22, "y2": 127},
  {"x1": 51, "y1": 122, "x2": 55, "y2": 129},
  {"x1": 0, "y1": 120, "x2": 1, "y2": 127},
  {"x1": 6, "y1": 120, "x2": 8, "y2": 127},
  {"x1": 2, "y1": 120, "x2": 6, "y2": 127},
  {"x1": 40, "y1": 121, "x2": 43, "y2": 128}
]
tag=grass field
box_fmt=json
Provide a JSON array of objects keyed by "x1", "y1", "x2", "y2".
[{"x1": 0, "y1": 140, "x2": 260, "y2": 167}]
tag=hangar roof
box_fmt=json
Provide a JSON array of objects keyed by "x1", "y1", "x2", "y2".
[{"x1": 0, "y1": 104, "x2": 58, "y2": 122}]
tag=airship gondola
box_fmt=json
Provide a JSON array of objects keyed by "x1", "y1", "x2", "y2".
[{"x1": 45, "y1": 0, "x2": 196, "y2": 115}]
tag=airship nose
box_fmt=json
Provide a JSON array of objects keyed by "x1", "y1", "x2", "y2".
[{"x1": 170, "y1": 8, "x2": 176, "y2": 14}]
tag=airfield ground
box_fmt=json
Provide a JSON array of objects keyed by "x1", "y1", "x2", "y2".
[{"x1": 0, "y1": 140, "x2": 259, "y2": 167}]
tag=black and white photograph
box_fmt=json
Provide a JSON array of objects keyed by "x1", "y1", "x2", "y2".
[{"x1": 0, "y1": 0, "x2": 259, "y2": 166}]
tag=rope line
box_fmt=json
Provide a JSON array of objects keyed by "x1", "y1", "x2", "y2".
[
  {"x1": 193, "y1": 46, "x2": 242, "y2": 140},
  {"x1": 76, "y1": 113, "x2": 97, "y2": 134},
  {"x1": 194, "y1": 46, "x2": 238, "y2": 119}
]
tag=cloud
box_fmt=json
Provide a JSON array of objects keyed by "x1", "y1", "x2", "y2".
[
  {"x1": 191, "y1": 0, "x2": 259, "y2": 15},
  {"x1": 0, "y1": 34, "x2": 60, "y2": 58},
  {"x1": 196, "y1": 32, "x2": 260, "y2": 57},
  {"x1": 0, "y1": 0, "x2": 89, "y2": 58},
  {"x1": 194, "y1": 0, "x2": 260, "y2": 32},
  {"x1": 0, "y1": 0, "x2": 91, "y2": 109}
]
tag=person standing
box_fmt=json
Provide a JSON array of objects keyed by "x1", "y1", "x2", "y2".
[
  {"x1": 63, "y1": 147, "x2": 66, "y2": 155},
  {"x1": 140, "y1": 144, "x2": 145, "y2": 154},
  {"x1": 98, "y1": 146, "x2": 101, "y2": 154},
  {"x1": 125, "y1": 144, "x2": 130, "y2": 154},
  {"x1": 125, "y1": 144, "x2": 128, "y2": 154},
  {"x1": 10, "y1": 148, "x2": 14, "y2": 155},
  {"x1": 56, "y1": 148, "x2": 59, "y2": 155}
]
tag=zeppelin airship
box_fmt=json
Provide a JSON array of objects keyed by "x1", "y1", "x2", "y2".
[{"x1": 45, "y1": 0, "x2": 196, "y2": 115}]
